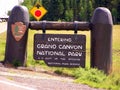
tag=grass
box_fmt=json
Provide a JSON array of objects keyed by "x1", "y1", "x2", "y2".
[
  {"x1": 0, "y1": 32, "x2": 6, "y2": 60},
  {"x1": 112, "y1": 25, "x2": 120, "y2": 75},
  {"x1": 0, "y1": 25, "x2": 120, "y2": 90}
]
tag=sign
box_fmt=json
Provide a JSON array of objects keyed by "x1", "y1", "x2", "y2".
[
  {"x1": 34, "y1": 34, "x2": 86, "y2": 67},
  {"x1": 30, "y1": 3, "x2": 47, "y2": 21},
  {"x1": 11, "y1": 22, "x2": 26, "y2": 41}
]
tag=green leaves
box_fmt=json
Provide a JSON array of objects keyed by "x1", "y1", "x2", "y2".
[{"x1": 22, "y1": 0, "x2": 120, "y2": 23}]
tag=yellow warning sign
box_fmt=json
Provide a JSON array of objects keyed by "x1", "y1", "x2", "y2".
[{"x1": 30, "y1": 3, "x2": 47, "y2": 21}]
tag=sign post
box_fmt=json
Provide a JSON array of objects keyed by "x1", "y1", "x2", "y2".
[
  {"x1": 34, "y1": 34, "x2": 86, "y2": 67},
  {"x1": 3, "y1": 5, "x2": 113, "y2": 74},
  {"x1": 91, "y1": 7, "x2": 113, "y2": 74},
  {"x1": 4, "y1": 6, "x2": 29, "y2": 66}
]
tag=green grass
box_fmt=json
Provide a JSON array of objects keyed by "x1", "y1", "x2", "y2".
[
  {"x1": 0, "y1": 25, "x2": 120, "y2": 90},
  {"x1": 0, "y1": 32, "x2": 6, "y2": 60}
]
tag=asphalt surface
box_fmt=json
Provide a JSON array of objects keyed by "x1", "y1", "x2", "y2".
[
  {"x1": 0, "y1": 66, "x2": 104, "y2": 90},
  {"x1": 0, "y1": 76, "x2": 36, "y2": 90}
]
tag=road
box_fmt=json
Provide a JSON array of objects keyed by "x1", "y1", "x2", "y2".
[
  {"x1": 0, "y1": 66, "x2": 104, "y2": 90},
  {"x1": 0, "y1": 76, "x2": 36, "y2": 90}
]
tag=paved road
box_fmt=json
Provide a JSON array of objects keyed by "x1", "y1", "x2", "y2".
[
  {"x1": 0, "y1": 76, "x2": 36, "y2": 90},
  {"x1": 0, "y1": 66, "x2": 103, "y2": 90},
  {"x1": 0, "y1": 22, "x2": 7, "y2": 33}
]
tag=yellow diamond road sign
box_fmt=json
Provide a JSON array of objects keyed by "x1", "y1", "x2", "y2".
[{"x1": 30, "y1": 3, "x2": 47, "y2": 21}]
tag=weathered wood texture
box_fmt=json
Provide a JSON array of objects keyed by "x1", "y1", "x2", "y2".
[
  {"x1": 91, "y1": 7, "x2": 113, "y2": 74},
  {"x1": 4, "y1": 6, "x2": 29, "y2": 66},
  {"x1": 29, "y1": 21, "x2": 90, "y2": 31}
]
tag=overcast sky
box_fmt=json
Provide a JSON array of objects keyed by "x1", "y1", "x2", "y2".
[{"x1": 0, "y1": 0, "x2": 24, "y2": 16}]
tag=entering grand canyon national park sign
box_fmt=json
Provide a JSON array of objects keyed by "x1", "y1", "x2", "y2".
[
  {"x1": 4, "y1": 5, "x2": 113, "y2": 74},
  {"x1": 34, "y1": 34, "x2": 86, "y2": 67}
]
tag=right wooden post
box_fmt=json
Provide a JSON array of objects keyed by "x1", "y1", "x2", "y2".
[{"x1": 91, "y1": 7, "x2": 113, "y2": 74}]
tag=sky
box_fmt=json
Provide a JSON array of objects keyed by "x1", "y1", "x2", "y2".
[{"x1": 0, "y1": 0, "x2": 24, "y2": 16}]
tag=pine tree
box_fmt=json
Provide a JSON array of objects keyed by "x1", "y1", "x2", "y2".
[
  {"x1": 86, "y1": 0, "x2": 93, "y2": 21},
  {"x1": 21, "y1": 0, "x2": 120, "y2": 23},
  {"x1": 79, "y1": 0, "x2": 87, "y2": 21}
]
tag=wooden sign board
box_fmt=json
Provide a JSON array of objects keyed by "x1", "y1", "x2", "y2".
[{"x1": 34, "y1": 34, "x2": 86, "y2": 67}]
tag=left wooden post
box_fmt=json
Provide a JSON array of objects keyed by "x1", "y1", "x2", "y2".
[{"x1": 4, "y1": 5, "x2": 29, "y2": 66}]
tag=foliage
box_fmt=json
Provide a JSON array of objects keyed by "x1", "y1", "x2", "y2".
[
  {"x1": 22, "y1": 0, "x2": 94, "y2": 21},
  {"x1": 74, "y1": 68, "x2": 120, "y2": 90},
  {"x1": 53, "y1": 67, "x2": 120, "y2": 89},
  {"x1": 12, "y1": 59, "x2": 22, "y2": 67},
  {"x1": 21, "y1": 0, "x2": 120, "y2": 23}
]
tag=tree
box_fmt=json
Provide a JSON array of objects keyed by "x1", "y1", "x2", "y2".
[
  {"x1": 86, "y1": 0, "x2": 93, "y2": 21},
  {"x1": 64, "y1": 0, "x2": 73, "y2": 21},
  {"x1": 79, "y1": 0, "x2": 87, "y2": 21},
  {"x1": 21, "y1": 0, "x2": 120, "y2": 23}
]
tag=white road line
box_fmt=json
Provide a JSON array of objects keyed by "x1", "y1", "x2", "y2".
[{"x1": 0, "y1": 80, "x2": 37, "y2": 90}]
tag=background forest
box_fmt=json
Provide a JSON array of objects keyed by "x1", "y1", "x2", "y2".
[{"x1": 22, "y1": 0, "x2": 120, "y2": 24}]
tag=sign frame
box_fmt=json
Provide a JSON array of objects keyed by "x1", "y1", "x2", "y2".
[{"x1": 34, "y1": 34, "x2": 86, "y2": 68}]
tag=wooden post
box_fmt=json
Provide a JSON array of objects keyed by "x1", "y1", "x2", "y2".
[
  {"x1": 4, "y1": 6, "x2": 29, "y2": 66},
  {"x1": 91, "y1": 7, "x2": 113, "y2": 74}
]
